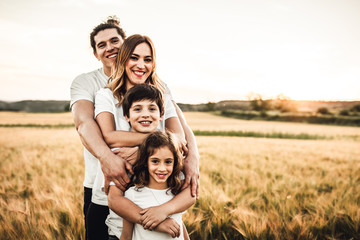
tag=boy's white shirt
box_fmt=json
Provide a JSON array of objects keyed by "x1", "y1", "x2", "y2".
[{"x1": 91, "y1": 87, "x2": 178, "y2": 206}]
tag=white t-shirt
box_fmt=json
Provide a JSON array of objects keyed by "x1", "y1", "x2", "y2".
[
  {"x1": 91, "y1": 87, "x2": 177, "y2": 206},
  {"x1": 111, "y1": 186, "x2": 184, "y2": 240},
  {"x1": 70, "y1": 68, "x2": 108, "y2": 188}
]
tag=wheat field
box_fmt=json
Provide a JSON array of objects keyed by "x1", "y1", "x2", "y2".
[{"x1": 0, "y1": 112, "x2": 359, "y2": 239}]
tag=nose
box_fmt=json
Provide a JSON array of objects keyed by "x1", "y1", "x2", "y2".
[
  {"x1": 158, "y1": 163, "x2": 166, "y2": 171},
  {"x1": 136, "y1": 60, "x2": 145, "y2": 69},
  {"x1": 106, "y1": 43, "x2": 114, "y2": 52}
]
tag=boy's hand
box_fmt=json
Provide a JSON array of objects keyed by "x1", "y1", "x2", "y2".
[
  {"x1": 101, "y1": 153, "x2": 133, "y2": 194},
  {"x1": 113, "y1": 146, "x2": 139, "y2": 166},
  {"x1": 154, "y1": 218, "x2": 180, "y2": 238},
  {"x1": 140, "y1": 206, "x2": 168, "y2": 230},
  {"x1": 182, "y1": 154, "x2": 200, "y2": 199}
]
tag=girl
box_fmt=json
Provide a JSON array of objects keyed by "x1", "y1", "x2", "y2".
[{"x1": 120, "y1": 131, "x2": 191, "y2": 240}]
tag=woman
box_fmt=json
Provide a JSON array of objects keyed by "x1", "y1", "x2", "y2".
[{"x1": 93, "y1": 34, "x2": 195, "y2": 238}]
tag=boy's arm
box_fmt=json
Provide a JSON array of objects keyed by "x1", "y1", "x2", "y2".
[
  {"x1": 108, "y1": 185, "x2": 183, "y2": 236},
  {"x1": 71, "y1": 100, "x2": 131, "y2": 191},
  {"x1": 140, "y1": 186, "x2": 196, "y2": 230},
  {"x1": 96, "y1": 111, "x2": 149, "y2": 148},
  {"x1": 173, "y1": 102, "x2": 200, "y2": 199},
  {"x1": 119, "y1": 218, "x2": 134, "y2": 240}
]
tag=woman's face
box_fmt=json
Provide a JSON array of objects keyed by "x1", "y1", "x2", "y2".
[{"x1": 125, "y1": 42, "x2": 153, "y2": 90}]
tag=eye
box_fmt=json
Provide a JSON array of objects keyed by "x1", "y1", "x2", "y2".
[
  {"x1": 133, "y1": 107, "x2": 141, "y2": 111},
  {"x1": 165, "y1": 159, "x2": 173, "y2": 165},
  {"x1": 144, "y1": 58, "x2": 152, "y2": 63},
  {"x1": 151, "y1": 159, "x2": 159, "y2": 164},
  {"x1": 111, "y1": 39, "x2": 119, "y2": 44},
  {"x1": 97, "y1": 43, "x2": 105, "y2": 49},
  {"x1": 130, "y1": 56, "x2": 138, "y2": 61}
]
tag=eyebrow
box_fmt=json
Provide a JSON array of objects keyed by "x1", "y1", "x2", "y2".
[
  {"x1": 131, "y1": 53, "x2": 152, "y2": 58},
  {"x1": 96, "y1": 37, "x2": 119, "y2": 47}
]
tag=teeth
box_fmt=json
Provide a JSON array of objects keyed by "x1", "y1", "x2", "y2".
[
  {"x1": 140, "y1": 121, "x2": 151, "y2": 124},
  {"x1": 107, "y1": 54, "x2": 117, "y2": 58},
  {"x1": 134, "y1": 71, "x2": 145, "y2": 75}
]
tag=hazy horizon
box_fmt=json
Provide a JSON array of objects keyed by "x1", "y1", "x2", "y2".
[{"x1": 1, "y1": 0, "x2": 359, "y2": 104}]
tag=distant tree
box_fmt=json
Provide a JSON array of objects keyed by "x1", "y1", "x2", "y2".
[
  {"x1": 248, "y1": 93, "x2": 272, "y2": 112},
  {"x1": 339, "y1": 109, "x2": 349, "y2": 116},
  {"x1": 64, "y1": 103, "x2": 70, "y2": 112},
  {"x1": 274, "y1": 94, "x2": 297, "y2": 112},
  {"x1": 351, "y1": 104, "x2": 360, "y2": 112},
  {"x1": 317, "y1": 107, "x2": 330, "y2": 115},
  {"x1": 205, "y1": 102, "x2": 216, "y2": 111}
]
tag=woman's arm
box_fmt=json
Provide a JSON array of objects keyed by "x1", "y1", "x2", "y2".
[
  {"x1": 119, "y1": 218, "x2": 133, "y2": 240},
  {"x1": 96, "y1": 111, "x2": 149, "y2": 148}
]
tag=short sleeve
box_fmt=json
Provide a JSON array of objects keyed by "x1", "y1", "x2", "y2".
[
  {"x1": 163, "y1": 94, "x2": 177, "y2": 121},
  {"x1": 70, "y1": 74, "x2": 95, "y2": 107},
  {"x1": 162, "y1": 82, "x2": 174, "y2": 101},
  {"x1": 94, "y1": 88, "x2": 117, "y2": 118},
  {"x1": 124, "y1": 187, "x2": 135, "y2": 202}
]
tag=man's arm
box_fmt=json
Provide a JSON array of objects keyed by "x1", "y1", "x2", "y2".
[
  {"x1": 71, "y1": 100, "x2": 132, "y2": 191},
  {"x1": 173, "y1": 101, "x2": 200, "y2": 199}
]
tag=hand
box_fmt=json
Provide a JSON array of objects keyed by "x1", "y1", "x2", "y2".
[
  {"x1": 173, "y1": 133, "x2": 188, "y2": 157},
  {"x1": 140, "y1": 206, "x2": 169, "y2": 230},
  {"x1": 100, "y1": 152, "x2": 133, "y2": 194},
  {"x1": 154, "y1": 218, "x2": 180, "y2": 238},
  {"x1": 113, "y1": 146, "x2": 139, "y2": 166},
  {"x1": 182, "y1": 154, "x2": 200, "y2": 200}
]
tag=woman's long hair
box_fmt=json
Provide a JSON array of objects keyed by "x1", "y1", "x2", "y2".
[
  {"x1": 107, "y1": 34, "x2": 165, "y2": 106},
  {"x1": 132, "y1": 131, "x2": 183, "y2": 195}
]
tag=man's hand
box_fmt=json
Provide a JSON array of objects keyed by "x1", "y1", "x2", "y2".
[
  {"x1": 154, "y1": 218, "x2": 180, "y2": 238},
  {"x1": 100, "y1": 152, "x2": 133, "y2": 194},
  {"x1": 140, "y1": 206, "x2": 169, "y2": 230},
  {"x1": 182, "y1": 154, "x2": 200, "y2": 200},
  {"x1": 113, "y1": 146, "x2": 139, "y2": 166}
]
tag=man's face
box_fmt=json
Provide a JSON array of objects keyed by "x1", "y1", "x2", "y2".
[{"x1": 94, "y1": 28, "x2": 123, "y2": 72}]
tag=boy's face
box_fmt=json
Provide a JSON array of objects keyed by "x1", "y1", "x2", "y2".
[{"x1": 125, "y1": 99, "x2": 162, "y2": 133}]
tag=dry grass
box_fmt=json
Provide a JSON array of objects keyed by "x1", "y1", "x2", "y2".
[
  {"x1": 1, "y1": 112, "x2": 360, "y2": 239},
  {"x1": 0, "y1": 112, "x2": 74, "y2": 125}
]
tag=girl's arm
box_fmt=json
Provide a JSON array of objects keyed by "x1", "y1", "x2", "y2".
[
  {"x1": 140, "y1": 186, "x2": 196, "y2": 230},
  {"x1": 96, "y1": 112, "x2": 148, "y2": 148},
  {"x1": 183, "y1": 223, "x2": 190, "y2": 240},
  {"x1": 108, "y1": 186, "x2": 181, "y2": 237},
  {"x1": 119, "y1": 218, "x2": 133, "y2": 240}
]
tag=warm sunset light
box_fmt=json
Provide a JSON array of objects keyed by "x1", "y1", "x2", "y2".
[{"x1": 0, "y1": 0, "x2": 359, "y2": 103}]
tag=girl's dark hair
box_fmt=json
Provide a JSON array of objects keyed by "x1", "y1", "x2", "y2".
[
  {"x1": 90, "y1": 16, "x2": 126, "y2": 53},
  {"x1": 132, "y1": 131, "x2": 183, "y2": 195}
]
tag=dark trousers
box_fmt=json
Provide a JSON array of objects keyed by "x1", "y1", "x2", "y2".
[
  {"x1": 84, "y1": 187, "x2": 92, "y2": 240},
  {"x1": 86, "y1": 201, "x2": 110, "y2": 240}
]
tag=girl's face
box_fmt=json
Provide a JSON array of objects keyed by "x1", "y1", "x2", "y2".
[
  {"x1": 125, "y1": 42, "x2": 153, "y2": 90},
  {"x1": 147, "y1": 146, "x2": 174, "y2": 189}
]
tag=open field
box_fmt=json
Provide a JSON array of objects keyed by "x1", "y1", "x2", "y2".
[{"x1": 0, "y1": 112, "x2": 359, "y2": 239}]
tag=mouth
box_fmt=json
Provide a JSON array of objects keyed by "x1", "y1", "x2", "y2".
[
  {"x1": 155, "y1": 173, "x2": 168, "y2": 179},
  {"x1": 106, "y1": 53, "x2": 117, "y2": 59},
  {"x1": 139, "y1": 120, "x2": 152, "y2": 126},
  {"x1": 133, "y1": 71, "x2": 146, "y2": 78}
]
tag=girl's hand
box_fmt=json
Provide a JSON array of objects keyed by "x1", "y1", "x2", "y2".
[
  {"x1": 154, "y1": 218, "x2": 180, "y2": 238},
  {"x1": 140, "y1": 206, "x2": 168, "y2": 230}
]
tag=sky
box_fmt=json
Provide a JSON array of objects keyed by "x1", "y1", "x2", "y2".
[{"x1": 0, "y1": 0, "x2": 359, "y2": 104}]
